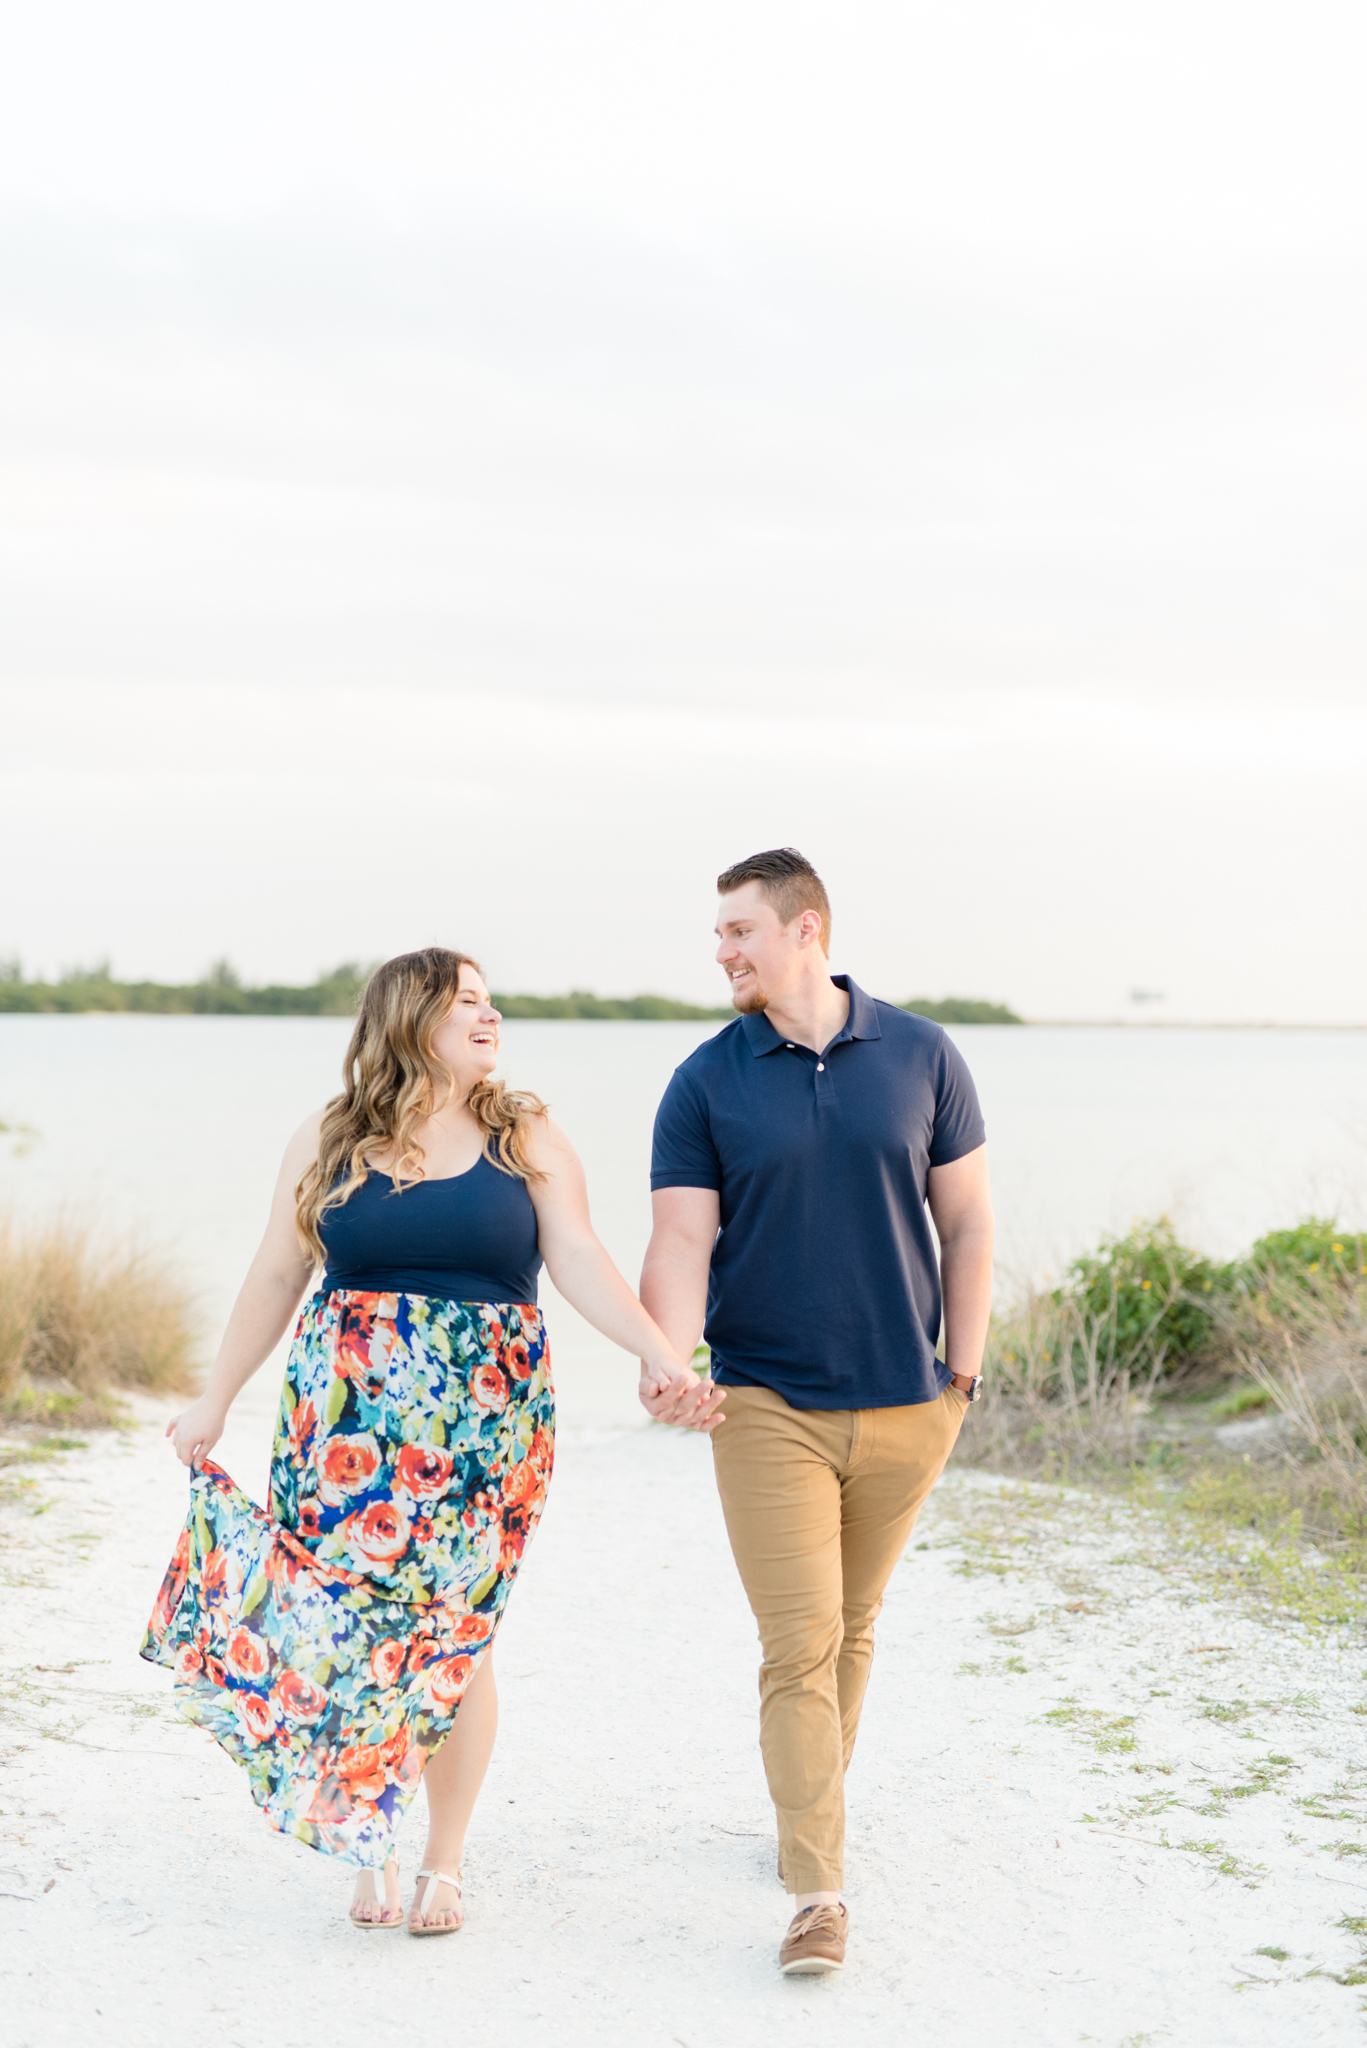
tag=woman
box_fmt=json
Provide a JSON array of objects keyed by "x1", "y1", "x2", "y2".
[{"x1": 142, "y1": 947, "x2": 722, "y2": 1935}]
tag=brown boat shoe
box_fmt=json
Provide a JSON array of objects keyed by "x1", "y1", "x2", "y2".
[{"x1": 779, "y1": 1901, "x2": 849, "y2": 1974}]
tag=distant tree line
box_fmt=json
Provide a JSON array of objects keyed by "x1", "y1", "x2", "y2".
[
  {"x1": 0, "y1": 960, "x2": 373, "y2": 1016},
  {"x1": 900, "y1": 996, "x2": 1024, "y2": 1025},
  {"x1": 0, "y1": 961, "x2": 731, "y2": 1020},
  {"x1": 490, "y1": 989, "x2": 732, "y2": 1020},
  {"x1": 0, "y1": 961, "x2": 1022, "y2": 1025}
]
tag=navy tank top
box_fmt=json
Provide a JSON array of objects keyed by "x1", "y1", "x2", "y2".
[{"x1": 318, "y1": 1156, "x2": 542, "y2": 1306}]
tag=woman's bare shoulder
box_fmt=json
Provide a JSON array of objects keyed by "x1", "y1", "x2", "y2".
[
  {"x1": 280, "y1": 1104, "x2": 331, "y2": 1173},
  {"x1": 526, "y1": 1110, "x2": 579, "y2": 1173}
]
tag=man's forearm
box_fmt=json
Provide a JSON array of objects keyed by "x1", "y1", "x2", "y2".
[
  {"x1": 639, "y1": 1247, "x2": 710, "y2": 1362},
  {"x1": 940, "y1": 1229, "x2": 993, "y2": 1381}
]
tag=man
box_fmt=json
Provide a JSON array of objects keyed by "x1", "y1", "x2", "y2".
[{"x1": 640, "y1": 847, "x2": 993, "y2": 1975}]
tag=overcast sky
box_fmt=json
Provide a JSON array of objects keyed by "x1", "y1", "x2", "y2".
[{"x1": 2, "y1": 1, "x2": 1364, "y2": 1018}]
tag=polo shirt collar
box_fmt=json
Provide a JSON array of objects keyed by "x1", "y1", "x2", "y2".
[
  {"x1": 739, "y1": 1008, "x2": 785, "y2": 1056},
  {"x1": 835, "y1": 975, "x2": 883, "y2": 1043},
  {"x1": 740, "y1": 974, "x2": 882, "y2": 1057}
]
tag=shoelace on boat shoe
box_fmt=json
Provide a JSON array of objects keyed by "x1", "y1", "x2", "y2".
[{"x1": 789, "y1": 1906, "x2": 845, "y2": 1942}]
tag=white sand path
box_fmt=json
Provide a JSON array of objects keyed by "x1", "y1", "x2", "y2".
[{"x1": 2, "y1": 1392, "x2": 1366, "y2": 2048}]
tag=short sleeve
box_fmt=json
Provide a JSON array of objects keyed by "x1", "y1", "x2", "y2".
[
  {"x1": 926, "y1": 1030, "x2": 987, "y2": 1167},
  {"x1": 650, "y1": 1070, "x2": 723, "y2": 1191}
]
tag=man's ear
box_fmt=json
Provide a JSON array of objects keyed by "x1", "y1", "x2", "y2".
[{"x1": 795, "y1": 909, "x2": 824, "y2": 949}]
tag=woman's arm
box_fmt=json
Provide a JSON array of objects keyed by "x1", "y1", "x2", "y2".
[
  {"x1": 165, "y1": 1113, "x2": 323, "y2": 1467},
  {"x1": 527, "y1": 1117, "x2": 724, "y2": 1430}
]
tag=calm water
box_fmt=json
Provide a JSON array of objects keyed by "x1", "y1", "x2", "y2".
[{"x1": 1, "y1": 1017, "x2": 1364, "y2": 1428}]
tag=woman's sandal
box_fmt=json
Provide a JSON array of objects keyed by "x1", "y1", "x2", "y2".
[
  {"x1": 349, "y1": 1863, "x2": 403, "y2": 1932},
  {"x1": 409, "y1": 1866, "x2": 465, "y2": 1936}
]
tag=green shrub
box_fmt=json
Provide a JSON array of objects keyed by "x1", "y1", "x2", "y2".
[
  {"x1": 1244, "y1": 1218, "x2": 1366, "y2": 1286},
  {"x1": 1058, "y1": 1217, "x2": 1232, "y2": 1378},
  {"x1": 990, "y1": 1217, "x2": 1367, "y2": 1403}
]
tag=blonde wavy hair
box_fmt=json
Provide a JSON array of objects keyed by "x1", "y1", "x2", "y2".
[{"x1": 294, "y1": 947, "x2": 547, "y2": 1267}]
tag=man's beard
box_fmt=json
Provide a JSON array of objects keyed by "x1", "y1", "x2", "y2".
[{"x1": 729, "y1": 975, "x2": 769, "y2": 1015}]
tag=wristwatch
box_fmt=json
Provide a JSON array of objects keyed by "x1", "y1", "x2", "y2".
[{"x1": 951, "y1": 1374, "x2": 984, "y2": 1404}]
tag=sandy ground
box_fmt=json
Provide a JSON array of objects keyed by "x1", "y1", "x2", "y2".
[{"x1": 2, "y1": 1388, "x2": 1366, "y2": 2048}]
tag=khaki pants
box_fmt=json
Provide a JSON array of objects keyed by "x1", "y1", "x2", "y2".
[{"x1": 711, "y1": 1381, "x2": 966, "y2": 1894}]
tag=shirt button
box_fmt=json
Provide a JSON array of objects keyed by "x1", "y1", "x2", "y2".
[
  {"x1": 786, "y1": 1043, "x2": 794, "y2": 1049},
  {"x1": 817, "y1": 1062, "x2": 825, "y2": 1071}
]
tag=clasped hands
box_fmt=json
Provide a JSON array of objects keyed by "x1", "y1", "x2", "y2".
[{"x1": 637, "y1": 1356, "x2": 726, "y2": 1430}]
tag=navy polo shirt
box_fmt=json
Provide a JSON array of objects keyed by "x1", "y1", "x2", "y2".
[{"x1": 650, "y1": 976, "x2": 986, "y2": 1411}]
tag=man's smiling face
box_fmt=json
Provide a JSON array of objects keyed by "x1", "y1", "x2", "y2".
[{"x1": 715, "y1": 881, "x2": 809, "y2": 1015}]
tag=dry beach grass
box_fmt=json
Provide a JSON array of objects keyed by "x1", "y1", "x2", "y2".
[{"x1": 0, "y1": 1210, "x2": 198, "y2": 1430}]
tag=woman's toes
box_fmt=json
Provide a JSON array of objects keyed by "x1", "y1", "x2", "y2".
[{"x1": 351, "y1": 1867, "x2": 399, "y2": 1923}]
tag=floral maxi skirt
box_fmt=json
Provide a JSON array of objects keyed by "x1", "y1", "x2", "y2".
[{"x1": 140, "y1": 1289, "x2": 553, "y2": 1868}]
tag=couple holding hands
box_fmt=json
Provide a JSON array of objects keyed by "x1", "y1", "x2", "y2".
[{"x1": 145, "y1": 847, "x2": 993, "y2": 1977}]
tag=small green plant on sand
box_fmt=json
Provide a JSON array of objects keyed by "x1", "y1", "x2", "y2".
[
  {"x1": 1317, "y1": 1914, "x2": 1367, "y2": 1987},
  {"x1": 1206, "y1": 1383, "x2": 1272, "y2": 1420},
  {"x1": 1171, "y1": 1835, "x2": 1265, "y2": 1882},
  {"x1": 1044, "y1": 1697, "x2": 1138, "y2": 1754},
  {"x1": 1196, "y1": 1754, "x2": 1295, "y2": 1815}
]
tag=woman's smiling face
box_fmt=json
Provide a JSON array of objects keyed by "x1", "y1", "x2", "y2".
[{"x1": 428, "y1": 962, "x2": 502, "y2": 1092}]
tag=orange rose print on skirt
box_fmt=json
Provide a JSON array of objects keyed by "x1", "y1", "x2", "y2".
[
  {"x1": 421, "y1": 1655, "x2": 473, "y2": 1711},
  {"x1": 369, "y1": 1638, "x2": 406, "y2": 1687},
  {"x1": 140, "y1": 1290, "x2": 552, "y2": 1869},
  {"x1": 225, "y1": 1627, "x2": 269, "y2": 1682},
  {"x1": 393, "y1": 1443, "x2": 453, "y2": 1499},
  {"x1": 234, "y1": 1690, "x2": 279, "y2": 1743},
  {"x1": 471, "y1": 1362, "x2": 509, "y2": 1413},
  {"x1": 276, "y1": 1671, "x2": 328, "y2": 1722},
  {"x1": 317, "y1": 1432, "x2": 382, "y2": 1506},
  {"x1": 341, "y1": 1500, "x2": 412, "y2": 1572}
]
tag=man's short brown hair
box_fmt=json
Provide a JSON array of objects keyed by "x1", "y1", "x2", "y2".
[{"x1": 716, "y1": 847, "x2": 832, "y2": 955}]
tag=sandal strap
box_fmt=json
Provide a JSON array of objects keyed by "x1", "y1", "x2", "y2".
[
  {"x1": 414, "y1": 1868, "x2": 464, "y2": 1918},
  {"x1": 352, "y1": 1866, "x2": 399, "y2": 1919}
]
